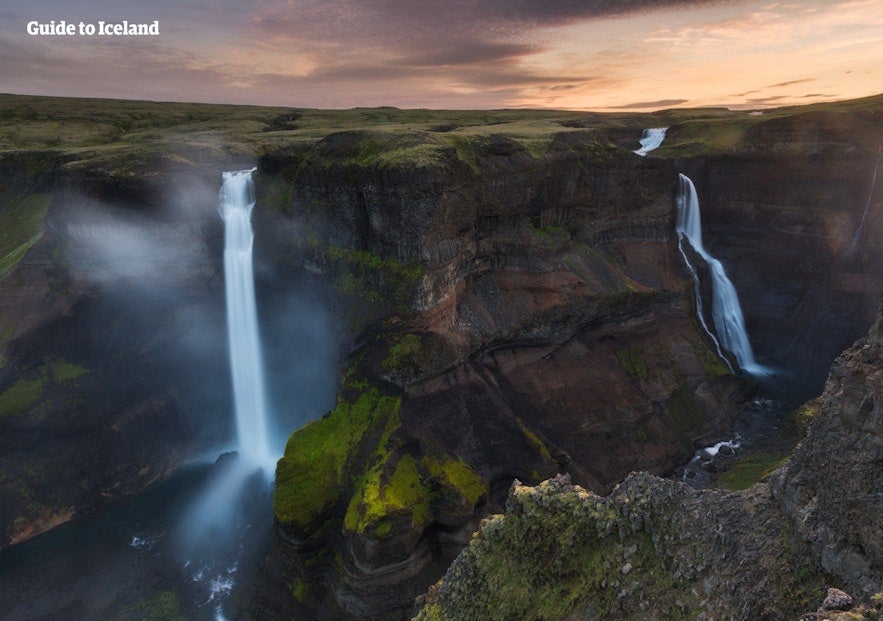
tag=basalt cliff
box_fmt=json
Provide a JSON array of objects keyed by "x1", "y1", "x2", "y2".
[{"x1": 0, "y1": 94, "x2": 880, "y2": 620}]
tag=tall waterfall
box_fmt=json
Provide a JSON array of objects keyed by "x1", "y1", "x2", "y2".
[
  {"x1": 634, "y1": 127, "x2": 668, "y2": 156},
  {"x1": 676, "y1": 174, "x2": 770, "y2": 376},
  {"x1": 220, "y1": 168, "x2": 273, "y2": 470}
]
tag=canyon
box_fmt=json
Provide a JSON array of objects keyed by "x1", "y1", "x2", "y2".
[{"x1": 0, "y1": 94, "x2": 880, "y2": 619}]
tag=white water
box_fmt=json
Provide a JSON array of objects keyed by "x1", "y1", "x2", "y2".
[
  {"x1": 851, "y1": 145, "x2": 882, "y2": 251},
  {"x1": 220, "y1": 168, "x2": 274, "y2": 471},
  {"x1": 634, "y1": 127, "x2": 668, "y2": 156},
  {"x1": 676, "y1": 174, "x2": 770, "y2": 376}
]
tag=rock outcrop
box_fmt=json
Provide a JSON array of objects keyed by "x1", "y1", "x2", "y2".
[{"x1": 414, "y1": 298, "x2": 883, "y2": 620}]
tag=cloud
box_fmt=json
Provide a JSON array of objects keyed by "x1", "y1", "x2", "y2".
[
  {"x1": 767, "y1": 78, "x2": 815, "y2": 88},
  {"x1": 607, "y1": 98, "x2": 690, "y2": 109}
]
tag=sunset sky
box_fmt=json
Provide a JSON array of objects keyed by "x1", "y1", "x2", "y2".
[{"x1": 2, "y1": 0, "x2": 881, "y2": 111}]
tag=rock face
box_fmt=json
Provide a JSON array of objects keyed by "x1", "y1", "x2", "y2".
[
  {"x1": 771, "y1": 301, "x2": 883, "y2": 595},
  {"x1": 0, "y1": 155, "x2": 234, "y2": 548},
  {"x1": 264, "y1": 135, "x2": 745, "y2": 619},
  {"x1": 1, "y1": 95, "x2": 881, "y2": 620},
  {"x1": 414, "y1": 299, "x2": 883, "y2": 620},
  {"x1": 674, "y1": 106, "x2": 883, "y2": 402}
]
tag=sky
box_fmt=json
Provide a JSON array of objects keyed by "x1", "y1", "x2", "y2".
[{"x1": 1, "y1": 0, "x2": 881, "y2": 111}]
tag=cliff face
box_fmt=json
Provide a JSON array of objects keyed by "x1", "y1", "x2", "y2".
[
  {"x1": 416, "y1": 299, "x2": 883, "y2": 620},
  {"x1": 0, "y1": 153, "x2": 235, "y2": 548},
  {"x1": 771, "y1": 304, "x2": 883, "y2": 594},
  {"x1": 670, "y1": 104, "x2": 883, "y2": 401},
  {"x1": 0, "y1": 95, "x2": 881, "y2": 621},
  {"x1": 263, "y1": 134, "x2": 745, "y2": 619}
]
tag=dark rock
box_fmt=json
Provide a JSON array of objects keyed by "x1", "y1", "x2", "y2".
[{"x1": 820, "y1": 588, "x2": 854, "y2": 612}]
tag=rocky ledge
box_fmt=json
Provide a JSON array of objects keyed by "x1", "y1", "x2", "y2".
[{"x1": 415, "y1": 299, "x2": 883, "y2": 620}]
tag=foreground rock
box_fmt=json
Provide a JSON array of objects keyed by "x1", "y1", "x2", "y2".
[{"x1": 414, "y1": 300, "x2": 883, "y2": 620}]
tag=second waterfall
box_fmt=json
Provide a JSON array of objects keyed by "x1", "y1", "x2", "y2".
[{"x1": 676, "y1": 174, "x2": 770, "y2": 376}]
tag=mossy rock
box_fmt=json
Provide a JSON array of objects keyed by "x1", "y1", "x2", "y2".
[{"x1": 274, "y1": 387, "x2": 402, "y2": 530}]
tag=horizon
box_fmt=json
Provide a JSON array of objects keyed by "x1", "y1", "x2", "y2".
[
  {"x1": 2, "y1": 89, "x2": 880, "y2": 115},
  {"x1": 2, "y1": 1, "x2": 882, "y2": 112}
]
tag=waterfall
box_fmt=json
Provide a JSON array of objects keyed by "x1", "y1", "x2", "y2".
[
  {"x1": 634, "y1": 127, "x2": 668, "y2": 156},
  {"x1": 676, "y1": 174, "x2": 770, "y2": 376},
  {"x1": 219, "y1": 168, "x2": 273, "y2": 470},
  {"x1": 851, "y1": 145, "x2": 882, "y2": 251}
]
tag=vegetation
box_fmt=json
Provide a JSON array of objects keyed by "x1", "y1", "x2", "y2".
[
  {"x1": 616, "y1": 345, "x2": 649, "y2": 381},
  {"x1": 417, "y1": 480, "x2": 694, "y2": 620},
  {"x1": 0, "y1": 193, "x2": 52, "y2": 279},
  {"x1": 113, "y1": 590, "x2": 187, "y2": 621},
  {"x1": 325, "y1": 245, "x2": 423, "y2": 312},
  {"x1": 0, "y1": 357, "x2": 88, "y2": 419},
  {"x1": 341, "y1": 393, "x2": 486, "y2": 537},
  {"x1": 381, "y1": 333, "x2": 424, "y2": 370},
  {"x1": 666, "y1": 385, "x2": 703, "y2": 432},
  {"x1": 274, "y1": 387, "x2": 402, "y2": 529},
  {"x1": 713, "y1": 450, "x2": 791, "y2": 491}
]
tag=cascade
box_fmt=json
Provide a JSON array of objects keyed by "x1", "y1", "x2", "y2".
[
  {"x1": 676, "y1": 174, "x2": 770, "y2": 376},
  {"x1": 634, "y1": 127, "x2": 668, "y2": 156},
  {"x1": 219, "y1": 168, "x2": 274, "y2": 470}
]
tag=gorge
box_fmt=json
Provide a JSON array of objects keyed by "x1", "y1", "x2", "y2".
[{"x1": 0, "y1": 94, "x2": 880, "y2": 620}]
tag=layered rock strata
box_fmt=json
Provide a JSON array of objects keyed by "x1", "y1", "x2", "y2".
[{"x1": 415, "y1": 300, "x2": 883, "y2": 620}]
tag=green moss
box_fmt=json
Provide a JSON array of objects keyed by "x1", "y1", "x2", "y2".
[
  {"x1": 0, "y1": 377, "x2": 46, "y2": 418},
  {"x1": 713, "y1": 450, "x2": 790, "y2": 491},
  {"x1": 528, "y1": 220, "x2": 571, "y2": 251},
  {"x1": 515, "y1": 417, "x2": 553, "y2": 462},
  {"x1": 443, "y1": 135, "x2": 481, "y2": 173},
  {"x1": 382, "y1": 333, "x2": 423, "y2": 370},
  {"x1": 325, "y1": 131, "x2": 449, "y2": 170},
  {"x1": 291, "y1": 578, "x2": 311, "y2": 603},
  {"x1": 791, "y1": 403, "x2": 818, "y2": 434},
  {"x1": 274, "y1": 387, "x2": 402, "y2": 529},
  {"x1": 43, "y1": 357, "x2": 88, "y2": 383},
  {"x1": 424, "y1": 455, "x2": 486, "y2": 506},
  {"x1": 692, "y1": 336, "x2": 732, "y2": 380},
  {"x1": 655, "y1": 117, "x2": 755, "y2": 157},
  {"x1": 416, "y1": 488, "x2": 694, "y2": 620},
  {"x1": 616, "y1": 346, "x2": 649, "y2": 381},
  {"x1": 666, "y1": 386, "x2": 703, "y2": 432},
  {"x1": 113, "y1": 590, "x2": 186, "y2": 621},
  {"x1": 345, "y1": 453, "x2": 430, "y2": 537},
  {"x1": 0, "y1": 193, "x2": 52, "y2": 280},
  {"x1": 325, "y1": 245, "x2": 423, "y2": 312}
]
